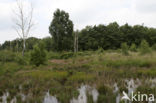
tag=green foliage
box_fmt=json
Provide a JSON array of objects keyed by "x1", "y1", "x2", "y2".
[
  {"x1": 30, "y1": 42, "x2": 47, "y2": 66},
  {"x1": 0, "y1": 62, "x2": 22, "y2": 76},
  {"x1": 78, "y1": 23, "x2": 122, "y2": 50},
  {"x1": 152, "y1": 44, "x2": 156, "y2": 50},
  {"x1": 60, "y1": 52, "x2": 74, "y2": 59},
  {"x1": 47, "y1": 52, "x2": 75, "y2": 59},
  {"x1": 139, "y1": 40, "x2": 151, "y2": 54},
  {"x1": 47, "y1": 51, "x2": 61, "y2": 59},
  {"x1": 121, "y1": 42, "x2": 129, "y2": 55},
  {"x1": 42, "y1": 37, "x2": 53, "y2": 51},
  {"x1": 96, "y1": 47, "x2": 104, "y2": 54},
  {"x1": 78, "y1": 23, "x2": 152, "y2": 51},
  {"x1": 130, "y1": 43, "x2": 137, "y2": 52},
  {"x1": 0, "y1": 37, "x2": 41, "y2": 52},
  {"x1": 15, "y1": 55, "x2": 27, "y2": 65},
  {"x1": 26, "y1": 37, "x2": 41, "y2": 51},
  {"x1": 0, "y1": 50, "x2": 16, "y2": 62},
  {"x1": 76, "y1": 51, "x2": 93, "y2": 56},
  {"x1": 49, "y1": 9, "x2": 73, "y2": 51}
]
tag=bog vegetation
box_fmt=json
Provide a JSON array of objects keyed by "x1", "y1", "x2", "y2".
[{"x1": 0, "y1": 9, "x2": 156, "y2": 103}]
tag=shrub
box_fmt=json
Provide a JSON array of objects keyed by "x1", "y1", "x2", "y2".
[
  {"x1": 60, "y1": 52, "x2": 74, "y2": 59},
  {"x1": 139, "y1": 40, "x2": 151, "y2": 54},
  {"x1": 15, "y1": 55, "x2": 27, "y2": 65},
  {"x1": 130, "y1": 43, "x2": 137, "y2": 52},
  {"x1": 0, "y1": 50, "x2": 16, "y2": 62},
  {"x1": 121, "y1": 43, "x2": 129, "y2": 55},
  {"x1": 47, "y1": 52, "x2": 61, "y2": 59},
  {"x1": 76, "y1": 51, "x2": 92, "y2": 56},
  {"x1": 30, "y1": 42, "x2": 47, "y2": 66},
  {"x1": 152, "y1": 44, "x2": 156, "y2": 51},
  {"x1": 96, "y1": 47, "x2": 104, "y2": 54}
]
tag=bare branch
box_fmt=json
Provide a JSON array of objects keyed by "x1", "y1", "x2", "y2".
[
  {"x1": 26, "y1": 4, "x2": 34, "y2": 36},
  {"x1": 12, "y1": 0, "x2": 35, "y2": 56},
  {"x1": 13, "y1": 26, "x2": 22, "y2": 39}
]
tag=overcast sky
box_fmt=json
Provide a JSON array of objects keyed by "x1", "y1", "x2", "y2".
[{"x1": 0, "y1": 0, "x2": 156, "y2": 44}]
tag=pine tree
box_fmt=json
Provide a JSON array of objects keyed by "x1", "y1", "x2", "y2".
[
  {"x1": 121, "y1": 43, "x2": 129, "y2": 55},
  {"x1": 139, "y1": 40, "x2": 151, "y2": 54},
  {"x1": 130, "y1": 43, "x2": 137, "y2": 52},
  {"x1": 30, "y1": 42, "x2": 47, "y2": 66}
]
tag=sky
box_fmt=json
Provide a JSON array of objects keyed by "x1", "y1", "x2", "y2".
[{"x1": 0, "y1": 0, "x2": 156, "y2": 44}]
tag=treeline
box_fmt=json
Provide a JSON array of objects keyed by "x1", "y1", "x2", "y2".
[
  {"x1": 1, "y1": 9, "x2": 156, "y2": 52},
  {"x1": 1, "y1": 22, "x2": 156, "y2": 52},
  {"x1": 0, "y1": 37, "x2": 53, "y2": 52},
  {"x1": 79, "y1": 22, "x2": 156, "y2": 50}
]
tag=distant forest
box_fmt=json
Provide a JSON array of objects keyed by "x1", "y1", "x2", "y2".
[
  {"x1": 1, "y1": 9, "x2": 156, "y2": 52},
  {"x1": 1, "y1": 22, "x2": 156, "y2": 52}
]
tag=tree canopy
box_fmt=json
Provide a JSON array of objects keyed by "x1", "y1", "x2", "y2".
[
  {"x1": 78, "y1": 22, "x2": 156, "y2": 51},
  {"x1": 49, "y1": 9, "x2": 74, "y2": 51}
]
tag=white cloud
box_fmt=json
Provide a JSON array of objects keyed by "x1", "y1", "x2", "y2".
[
  {"x1": 1, "y1": 0, "x2": 156, "y2": 43},
  {"x1": 135, "y1": 0, "x2": 156, "y2": 13}
]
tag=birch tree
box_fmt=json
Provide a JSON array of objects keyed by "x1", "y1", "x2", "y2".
[
  {"x1": 74, "y1": 30, "x2": 78, "y2": 53},
  {"x1": 12, "y1": 0, "x2": 34, "y2": 56}
]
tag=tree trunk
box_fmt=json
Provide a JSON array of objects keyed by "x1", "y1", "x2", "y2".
[
  {"x1": 17, "y1": 40, "x2": 19, "y2": 53},
  {"x1": 76, "y1": 33, "x2": 78, "y2": 52},
  {"x1": 10, "y1": 41, "x2": 12, "y2": 51},
  {"x1": 74, "y1": 32, "x2": 76, "y2": 53},
  {"x1": 22, "y1": 39, "x2": 26, "y2": 56},
  {"x1": 74, "y1": 31, "x2": 78, "y2": 53}
]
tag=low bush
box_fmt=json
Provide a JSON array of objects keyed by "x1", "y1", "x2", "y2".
[
  {"x1": 96, "y1": 47, "x2": 104, "y2": 54},
  {"x1": 152, "y1": 44, "x2": 156, "y2": 51},
  {"x1": 30, "y1": 42, "x2": 47, "y2": 66},
  {"x1": 15, "y1": 55, "x2": 27, "y2": 65},
  {"x1": 121, "y1": 43, "x2": 129, "y2": 55},
  {"x1": 130, "y1": 43, "x2": 137, "y2": 52},
  {"x1": 139, "y1": 40, "x2": 151, "y2": 55},
  {"x1": 60, "y1": 52, "x2": 74, "y2": 59},
  {"x1": 47, "y1": 51, "x2": 61, "y2": 59},
  {"x1": 0, "y1": 50, "x2": 16, "y2": 62},
  {"x1": 76, "y1": 51, "x2": 93, "y2": 56}
]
